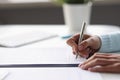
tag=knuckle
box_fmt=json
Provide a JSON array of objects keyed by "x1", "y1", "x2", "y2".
[
  {"x1": 93, "y1": 53, "x2": 98, "y2": 58},
  {"x1": 90, "y1": 38, "x2": 95, "y2": 42},
  {"x1": 114, "y1": 63, "x2": 120, "y2": 67},
  {"x1": 94, "y1": 58, "x2": 101, "y2": 63},
  {"x1": 83, "y1": 40, "x2": 88, "y2": 44},
  {"x1": 81, "y1": 40, "x2": 88, "y2": 46}
]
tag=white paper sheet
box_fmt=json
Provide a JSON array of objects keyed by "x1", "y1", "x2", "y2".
[
  {"x1": 0, "y1": 47, "x2": 85, "y2": 64},
  {"x1": 0, "y1": 70, "x2": 8, "y2": 80},
  {"x1": 0, "y1": 68, "x2": 103, "y2": 80}
]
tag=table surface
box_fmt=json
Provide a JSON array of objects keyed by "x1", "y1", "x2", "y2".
[{"x1": 0, "y1": 25, "x2": 120, "y2": 80}]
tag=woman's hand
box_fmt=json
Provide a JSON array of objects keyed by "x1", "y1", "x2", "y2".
[
  {"x1": 80, "y1": 53, "x2": 120, "y2": 73},
  {"x1": 66, "y1": 34, "x2": 101, "y2": 58}
]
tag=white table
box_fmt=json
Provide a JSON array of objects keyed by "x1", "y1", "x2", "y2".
[{"x1": 0, "y1": 25, "x2": 120, "y2": 80}]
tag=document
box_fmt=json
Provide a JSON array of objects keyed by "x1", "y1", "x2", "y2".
[
  {"x1": 0, "y1": 68, "x2": 103, "y2": 80},
  {"x1": 0, "y1": 48, "x2": 103, "y2": 80},
  {"x1": 0, "y1": 47, "x2": 85, "y2": 64},
  {"x1": 0, "y1": 70, "x2": 8, "y2": 80}
]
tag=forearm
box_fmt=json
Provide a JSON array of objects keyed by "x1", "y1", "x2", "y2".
[{"x1": 99, "y1": 32, "x2": 120, "y2": 53}]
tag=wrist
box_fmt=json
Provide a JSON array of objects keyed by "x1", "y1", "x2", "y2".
[{"x1": 95, "y1": 36, "x2": 102, "y2": 51}]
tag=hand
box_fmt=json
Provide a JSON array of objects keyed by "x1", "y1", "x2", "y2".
[
  {"x1": 80, "y1": 53, "x2": 120, "y2": 73},
  {"x1": 66, "y1": 34, "x2": 101, "y2": 58}
]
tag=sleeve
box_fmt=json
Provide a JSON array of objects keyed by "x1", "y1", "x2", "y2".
[{"x1": 99, "y1": 32, "x2": 120, "y2": 53}]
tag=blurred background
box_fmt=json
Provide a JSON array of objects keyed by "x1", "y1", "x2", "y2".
[{"x1": 0, "y1": 0, "x2": 120, "y2": 26}]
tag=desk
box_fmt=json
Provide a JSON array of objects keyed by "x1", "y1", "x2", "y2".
[{"x1": 0, "y1": 25, "x2": 120, "y2": 80}]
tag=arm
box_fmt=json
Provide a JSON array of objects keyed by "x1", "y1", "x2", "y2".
[
  {"x1": 66, "y1": 32, "x2": 120, "y2": 58},
  {"x1": 99, "y1": 32, "x2": 120, "y2": 53}
]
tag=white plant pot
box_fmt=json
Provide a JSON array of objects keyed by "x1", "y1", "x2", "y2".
[{"x1": 63, "y1": 2, "x2": 92, "y2": 34}]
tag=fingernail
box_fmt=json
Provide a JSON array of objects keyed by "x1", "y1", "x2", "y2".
[
  {"x1": 78, "y1": 64, "x2": 82, "y2": 67},
  {"x1": 80, "y1": 65, "x2": 85, "y2": 69},
  {"x1": 88, "y1": 68, "x2": 95, "y2": 72},
  {"x1": 88, "y1": 68, "x2": 92, "y2": 71}
]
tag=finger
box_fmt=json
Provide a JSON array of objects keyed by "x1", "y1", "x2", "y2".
[
  {"x1": 81, "y1": 53, "x2": 117, "y2": 66},
  {"x1": 66, "y1": 38, "x2": 76, "y2": 47},
  {"x1": 66, "y1": 34, "x2": 80, "y2": 48},
  {"x1": 88, "y1": 66, "x2": 112, "y2": 72},
  {"x1": 67, "y1": 38, "x2": 79, "y2": 54},
  {"x1": 78, "y1": 40, "x2": 89, "y2": 51},
  {"x1": 86, "y1": 48, "x2": 96, "y2": 59},
  {"x1": 78, "y1": 36, "x2": 97, "y2": 51},
  {"x1": 90, "y1": 53, "x2": 120, "y2": 59},
  {"x1": 72, "y1": 34, "x2": 91, "y2": 43},
  {"x1": 84, "y1": 47, "x2": 95, "y2": 58},
  {"x1": 72, "y1": 34, "x2": 80, "y2": 43},
  {"x1": 80, "y1": 57, "x2": 120, "y2": 70},
  {"x1": 80, "y1": 58, "x2": 111, "y2": 70},
  {"x1": 72, "y1": 45, "x2": 79, "y2": 55},
  {"x1": 83, "y1": 34, "x2": 91, "y2": 40},
  {"x1": 77, "y1": 46, "x2": 93, "y2": 58},
  {"x1": 78, "y1": 50, "x2": 89, "y2": 58},
  {"x1": 88, "y1": 63, "x2": 120, "y2": 73},
  {"x1": 80, "y1": 53, "x2": 99, "y2": 66},
  {"x1": 69, "y1": 34, "x2": 91, "y2": 44}
]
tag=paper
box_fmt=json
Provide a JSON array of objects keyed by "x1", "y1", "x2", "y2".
[
  {"x1": 0, "y1": 68, "x2": 102, "y2": 80},
  {"x1": 0, "y1": 47, "x2": 85, "y2": 64},
  {"x1": 0, "y1": 70, "x2": 8, "y2": 80},
  {"x1": 0, "y1": 47, "x2": 102, "y2": 80}
]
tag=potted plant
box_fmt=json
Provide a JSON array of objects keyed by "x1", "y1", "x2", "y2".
[{"x1": 52, "y1": 0, "x2": 93, "y2": 34}]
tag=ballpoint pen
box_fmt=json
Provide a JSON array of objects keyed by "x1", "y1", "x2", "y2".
[{"x1": 76, "y1": 22, "x2": 86, "y2": 59}]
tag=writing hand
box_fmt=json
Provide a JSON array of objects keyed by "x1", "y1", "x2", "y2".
[{"x1": 66, "y1": 34, "x2": 101, "y2": 58}]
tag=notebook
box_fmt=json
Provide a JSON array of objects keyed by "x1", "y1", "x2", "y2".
[{"x1": 0, "y1": 31, "x2": 57, "y2": 48}]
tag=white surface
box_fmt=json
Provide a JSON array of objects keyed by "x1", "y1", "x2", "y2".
[
  {"x1": 0, "y1": 70, "x2": 8, "y2": 80},
  {"x1": 0, "y1": 25, "x2": 120, "y2": 80},
  {"x1": 0, "y1": 68, "x2": 102, "y2": 80},
  {"x1": 0, "y1": 31, "x2": 57, "y2": 48},
  {"x1": 0, "y1": 47, "x2": 85, "y2": 64},
  {"x1": 0, "y1": 25, "x2": 66, "y2": 48},
  {"x1": 0, "y1": 25, "x2": 119, "y2": 48}
]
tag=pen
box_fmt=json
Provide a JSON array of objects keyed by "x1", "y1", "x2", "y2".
[{"x1": 76, "y1": 22, "x2": 86, "y2": 59}]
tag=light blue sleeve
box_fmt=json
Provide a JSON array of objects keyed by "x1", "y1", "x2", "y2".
[{"x1": 99, "y1": 32, "x2": 120, "y2": 53}]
